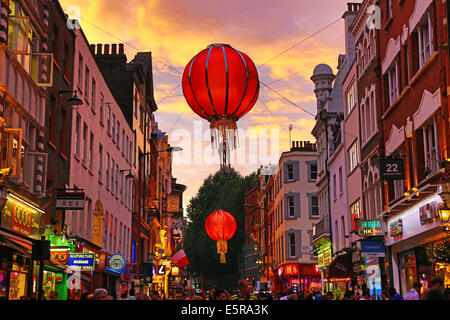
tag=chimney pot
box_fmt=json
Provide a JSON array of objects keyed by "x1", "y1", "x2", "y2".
[
  {"x1": 97, "y1": 44, "x2": 102, "y2": 55},
  {"x1": 112, "y1": 44, "x2": 117, "y2": 54},
  {"x1": 104, "y1": 44, "x2": 110, "y2": 55},
  {"x1": 90, "y1": 44, "x2": 95, "y2": 54},
  {"x1": 119, "y1": 44, "x2": 124, "y2": 54}
]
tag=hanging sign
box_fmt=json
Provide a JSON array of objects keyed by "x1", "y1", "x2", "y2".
[
  {"x1": 380, "y1": 157, "x2": 405, "y2": 181},
  {"x1": 68, "y1": 253, "x2": 95, "y2": 271},
  {"x1": 56, "y1": 191, "x2": 85, "y2": 210},
  {"x1": 106, "y1": 254, "x2": 126, "y2": 273},
  {"x1": 389, "y1": 219, "x2": 403, "y2": 237}
]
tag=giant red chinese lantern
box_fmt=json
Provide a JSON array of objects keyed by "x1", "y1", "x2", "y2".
[
  {"x1": 205, "y1": 209, "x2": 237, "y2": 264},
  {"x1": 182, "y1": 44, "x2": 260, "y2": 168}
]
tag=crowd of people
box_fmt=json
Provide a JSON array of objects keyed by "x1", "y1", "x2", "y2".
[
  {"x1": 5, "y1": 277, "x2": 447, "y2": 301},
  {"x1": 78, "y1": 277, "x2": 448, "y2": 301}
]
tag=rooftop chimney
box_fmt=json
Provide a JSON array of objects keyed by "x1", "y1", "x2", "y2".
[
  {"x1": 119, "y1": 44, "x2": 124, "y2": 54},
  {"x1": 112, "y1": 44, "x2": 117, "y2": 54},
  {"x1": 97, "y1": 44, "x2": 102, "y2": 55},
  {"x1": 104, "y1": 44, "x2": 110, "y2": 55}
]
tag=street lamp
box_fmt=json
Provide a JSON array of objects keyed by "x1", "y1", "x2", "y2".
[
  {"x1": 438, "y1": 201, "x2": 450, "y2": 233},
  {"x1": 120, "y1": 169, "x2": 135, "y2": 180},
  {"x1": 59, "y1": 90, "x2": 83, "y2": 106}
]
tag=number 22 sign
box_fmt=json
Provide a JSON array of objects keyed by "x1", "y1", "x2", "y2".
[{"x1": 380, "y1": 157, "x2": 405, "y2": 181}]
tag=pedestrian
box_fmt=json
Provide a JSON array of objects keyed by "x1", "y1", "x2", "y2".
[
  {"x1": 185, "y1": 288, "x2": 195, "y2": 300},
  {"x1": 93, "y1": 288, "x2": 108, "y2": 300},
  {"x1": 213, "y1": 288, "x2": 228, "y2": 300},
  {"x1": 47, "y1": 291, "x2": 58, "y2": 300},
  {"x1": 444, "y1": 288, "x2": 450, "y2": 300},
  {"x1": 230, "y1": 279, "x2": 258, "y2": 300},
  {"x1": 80, "y1": 292, "x2": 90, "y2": 300},
  {"x1": 136, "y1": 293, "x2": 149, "y2": 300},
  {"x1": 126, "y1": 288, "x2": 136, "y2": 300},
  {"x1": 306, "y1": 291, "x2": 315, "y2": 300},
  {"x1": 359, "y1": 288, "x2": 370, "y2": 300},
  {"x1": 314, "y1": 291, "x2": 324, "y2": 300},
  {"x1": 404, "y1": 282, "x2": 422, "y2": 300},
  {"x1": 280, "y1": 288, "x2": 293, "y2": 300},
  {"x1": 380, "y1": 290, "x2": 389, "y2": 301},
  {"x1": 388, "y1": 287, "x2": 403, "y2": 300},
  {"x1": 324, "y1": 291, "x2": 334, "y2": 300},
  {"x1": 424, "y1": 288, "x2": 444, "y2": 300}
]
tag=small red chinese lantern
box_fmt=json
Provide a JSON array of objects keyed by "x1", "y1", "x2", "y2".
[
  {"x1": 205, "y1": 210, "x2": 237, "y2": 263},
  {"x1": 182, "y1": 44, "x2": 260, "y2": 168}
]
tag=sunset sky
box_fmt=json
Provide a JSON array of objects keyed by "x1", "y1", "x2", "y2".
[{"x1": 60, "y1": 0, "x2": 351, "y2": 210}]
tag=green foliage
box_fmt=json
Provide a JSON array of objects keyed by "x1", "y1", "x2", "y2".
[
  {"x1": 183, "y1": 168, "x2": 257, "y2": 286},
  {"x1": 427, "y1": 237, "x2": 450, "y2": 264}
]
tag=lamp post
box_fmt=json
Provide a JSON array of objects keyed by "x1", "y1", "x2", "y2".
[{"x1": 438, "y1": 201, "x2": 450, "y2": 233}]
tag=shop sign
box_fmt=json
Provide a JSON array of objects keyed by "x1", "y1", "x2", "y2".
[
  {"x1": 1, "y1": 194, "x2": 43, "y2": 238},
  {"x1": 419, "y1": 201, "x2": 440, "y2": 225},
  {"x1": 153, "y1": 265, "x2": 166, "y2": 276},
  {"x1": 106, "y1": 254, "x2": 126, "y2": 273},
  {"x1": 389, "y1": 219, "x2": 403, "y2": 237},
  {"x1": 284, "y1": 264, "x2": 299, "y2": 276},
  {"x1": 360, "y1": 241, "x2": 385, "y2": 258},
  {"x1": 50, "y1": 248, "x2": 70, "y2": 264},
  {"x1": 152, "y1": 275, "x2": 164, "y2": 283},
  {"x1": 68, "y1": 253, "x2": 95, "y2": 271},
  {"x1": 171, "y1": 266, "x2": 180, "y2": 276},
  {"x1": 56, "y1": 191, "x2": 85, "y2": 210},
  {"x1": 380, "y1": 157, "x2": 405, "y2": 181},
  {"x1": 358, "y1": 220, "x2": 384, "y2": 237}
]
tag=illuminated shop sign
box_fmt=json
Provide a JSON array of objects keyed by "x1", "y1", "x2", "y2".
[
  {"x1": 358, "y1": 220, "x2": 384, "y2": 237},
  {"x1": 389, "y1": 219, "x2": 403, "y2": 237},
  {"x1": 68, "y1": 253, "x2": 95, "y2": 271},
  {"x1": 284, "y1": 264, "x2": 299, "y2": 276},
  {"x1": 1, "y1": 194, "x2": 43, "y2": 238},
  {"x1": 106, "y1": 254, "x2": 126, "y2": 273}
]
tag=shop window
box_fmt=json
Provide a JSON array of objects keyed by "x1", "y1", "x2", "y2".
[{"x1": 350, "y1": 200, "x2": 361, "y2": 231}]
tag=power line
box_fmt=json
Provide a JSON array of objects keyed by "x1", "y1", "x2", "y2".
[
  {"x1": 257, "y1": 17, "x2": 342, "y2": 70},
  {"x1": 157, "y1": 83, "x2": 182, "y2": 105},
  {"x1": 266, "y1": 56, "x2": 337, "y2": 86},
  {"x1": 64, "y1": 8, "x2": 183, "y2": 76}
]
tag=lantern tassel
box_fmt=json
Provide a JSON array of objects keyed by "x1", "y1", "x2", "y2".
[
  {"x1": 217, "y1": 240, "x2": 228, "y2": 264},
  {"x1": 210, "y1": 116, "x2": 238, "y2": 168}
]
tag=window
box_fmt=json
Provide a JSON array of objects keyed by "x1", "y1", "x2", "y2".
[
  {"x1": 91, "y1": 79, "x2": 96, "y2": 112},
  {"x1": 403, "y1": 44, "x2": 410, "y2": 87},
  {"x1": 86, "y1": 198, "x2": 92, "y2": 240},
  {"x1": 350, "y1": 200, "x2": 361, "y2": 231},
  {"x1": 120, "y1": 170, "x2": 123, "y2": 201},
  {"x1": 387, "y1": 62, "x2": 399, "y2": 105},
  {"x1": 75, "y1": 113, "x2": 81, "y2": 157},
  {"x1": 346, "y1": 82, "x2": 356, "y2": 115},
  {"x1": 85, "y1": 67, "x2": 90, "y2": 99},
  {"x1": 423, "y1": 118, "x2": 438, "y2": 175},
  {"x1": 307, "y1": 161, "x2": 317, "y2": 181},
  {"x1": 348, "y1": 142, "x2": 359, "y2": 172},
  {"x1": 116, "y1": 164, "x2": 119, "y2": 197},
  {"x1": 333, "y1": 174, "x2": 337, "y2": 200},
  {"x1": 117, "y1": 121, "x2": 120, "y2": 147},
  {"x1": 122, "y1": 130, "x2": 125, "y2": 154},
  {"x1": 63, "y1": 42, "x2": 70, "y2": 78},
  {"x1": 60, "y1": 108, "x2": 67, "y2": 155},
  {"x1": 126, "y1": 136, "x2": 129, "y2": 161},
  {"x1": 111, "y1": 159, "x2": 115, "y2": 195},
  {"x1": 287, "y1": 164, "x2": 294, "y2": 181},
  {"x1": 78, "y1": 54, "x2": 83, "y2": 91},
  {"x1": 99, "y1": 144, "x2": 103, "y2": 182},
  {"x1": 89, "y1": 132, "x2": 94, "y2": 170},
  {"x1": 107, "y1": 104, "x2": 111, "y2": 135},
  {"x1": 99, "y1": 93, "x2": 104, "y2": 125},
  {"x1": 82, "y1": 123, "x2": 87, "y2": 164},
  {"x1": 418, "y1": 13, "x2": 433, "y2": 69},
  {"x1": 341, "y1": 216, "x2": 346, "y2": 249},
  {"x1": 112, "y1": 114, "x2": 116, "y2": 142},
  {"x1": 49, "y1": 97, "x2": 56, "y2": 144},
  {"x1": 289, "y1": 233, "x2": 296, "y2": 258},
  {"x1": 288, "y1": 196, "x2": 295, "y2": 218},
  {"x1": 387, "y1": 0, "x2": 393, "y2": 20},
  {"x1": 339, "y1": 166, "x2": 343, "y2": 194},
  {"x1": 106, "y1": 153, "x2": 110, "y2": 189},
  {"x1": 140, "y1": 108, "x2": 144, "y2": 131}
]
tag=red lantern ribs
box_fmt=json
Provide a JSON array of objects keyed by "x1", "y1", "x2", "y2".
[
  {"x1": 182, "y1": 44, "x2": 260, "y2": 167},
  {"x1": 205, "y1": 209, "x2": 237, "y2": 264}
]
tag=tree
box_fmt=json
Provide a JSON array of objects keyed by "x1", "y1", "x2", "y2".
[{"x1": 183, "y1": 168, "x2": 256, "y2": 289}]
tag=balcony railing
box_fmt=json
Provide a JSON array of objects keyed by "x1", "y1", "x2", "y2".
[{"x1": 312, "y1": 218, "x2": 330, "y2": 241}]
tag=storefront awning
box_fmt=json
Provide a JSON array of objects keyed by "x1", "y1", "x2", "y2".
[
  {"x1": 325, "y1": 252, "x2": 354, "y2": 282},
  {"x1": 0, "y1": 234, "x2": 32, "y2": 256}
]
